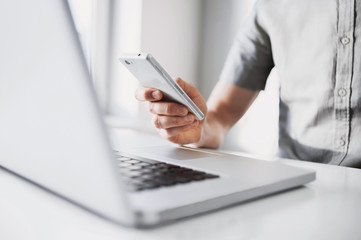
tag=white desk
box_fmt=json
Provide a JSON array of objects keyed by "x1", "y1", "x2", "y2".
[{"x1": 1, "y1": 128, "x2": 360, "y2": 240}]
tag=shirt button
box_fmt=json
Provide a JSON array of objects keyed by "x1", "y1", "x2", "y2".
[
  {"x1": 339, "y1": 139, "x2": 346, "y2": 147},
  {"x1": 341, "y1": 37, "x2": 350, "y2": 45},
  {"x1": 338, "y1": 88, "x2": 347, "y2": 97}
]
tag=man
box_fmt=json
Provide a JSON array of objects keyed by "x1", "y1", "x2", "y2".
[{"x1": 135, "y1": 0, "x2": 361, "y2": 168}]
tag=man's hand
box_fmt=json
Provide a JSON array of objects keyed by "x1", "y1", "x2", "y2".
[{"x1": 135, "y1": 77, "x2": 207, "y2": 145}]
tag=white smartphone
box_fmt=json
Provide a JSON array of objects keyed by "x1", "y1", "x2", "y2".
[{"x1": 119, "y1": 53, "x2": 204, "y2": 120}]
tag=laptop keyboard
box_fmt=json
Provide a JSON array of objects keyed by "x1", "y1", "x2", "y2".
[{"x1": 114, "y1": 152, "x2": 219, "y2": 192}]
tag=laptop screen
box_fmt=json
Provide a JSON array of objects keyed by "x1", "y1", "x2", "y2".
[{"x1": 0, "y1": 0, "x2": 134, "y2": 224}]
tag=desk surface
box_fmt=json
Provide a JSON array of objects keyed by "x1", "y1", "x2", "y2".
[{"x1": 1, "y1": 128, "x2": 360, "y2": 240}]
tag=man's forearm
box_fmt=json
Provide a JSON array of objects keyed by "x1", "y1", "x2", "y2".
[{"x1": 191, "y1": 82, "x2": 260, "y2": 149}]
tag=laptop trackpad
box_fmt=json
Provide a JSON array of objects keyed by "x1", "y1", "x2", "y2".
[{"x1": 136, "y1": 146, "x2": 218, "y2": 160}]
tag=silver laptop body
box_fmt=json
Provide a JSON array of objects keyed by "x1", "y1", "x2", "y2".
[{"x1": 0, "y1": 0, "x2": 315, "y2": 227}]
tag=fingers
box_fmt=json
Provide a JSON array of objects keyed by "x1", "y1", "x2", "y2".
[
  {"x1": 174, "y1": 78, "x2": 207, "y2": 119},
  {"x1": 135, "y1": 79, "x2": 207, "y2": 120},
  {"x1": 174, "y1": 78, "x2": 198, "y2": 99},
  {"x1": 152, "y1": 114, "x2": 195, "y2": 129},
  {"x1": 148, "y1": 101, "x2": 188, "y2": 116},
  {"x1": 151, "y1": 113, "x2": 201, "y2": 145},
  {"x1": 135, "y1": 85, "x2": 163, "y2": 102},
  {"x1": 134, "y1": 79, "x2": 207, "y2": 145}
]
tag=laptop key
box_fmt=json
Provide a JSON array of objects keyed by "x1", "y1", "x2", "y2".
[
  {"x1": 116, "y1": 156, "x2": 132, "y2": 161},
  {"x1": 120, "y1": 170, "x2": 143, "y2": 178},
  {"x1": 123, "y1": 159, "x2": 141, "y2": 164},
  {"x1": 127, "y1": 165, "x2": 143, "y2": 171},
  {"x1": 135, "y1": 162, "x2": 151, "y2": 167},
  {"x1": 172, "y1": 176, "x2": 191, "y2": 183},
  {"x1": 118, "y1": 162, "x2": 133, "y2": 168},
  {"x1": 204, "y1": 174, "x2": 219, "y2": 179}
]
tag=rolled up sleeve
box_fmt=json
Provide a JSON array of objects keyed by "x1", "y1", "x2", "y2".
[{"x1": 219, "y1": 0, "x2": 274, "y2": 91}]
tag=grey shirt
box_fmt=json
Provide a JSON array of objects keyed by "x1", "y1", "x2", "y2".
[{"x1": 220, "y1": 0, "x2": 361, "y2": 168}]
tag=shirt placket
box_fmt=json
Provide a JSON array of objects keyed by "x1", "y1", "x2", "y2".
[{"x1": 332, "y1": 0, "x2": 355, "y2": 165}]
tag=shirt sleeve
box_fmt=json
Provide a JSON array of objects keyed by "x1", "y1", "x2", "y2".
[{"x1": 219, "y1": 0, "x2": 274, "y2": 91}]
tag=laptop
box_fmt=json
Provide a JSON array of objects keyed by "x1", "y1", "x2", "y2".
[{"x1": 0, "y1": 0, "x2": 315, "y2": 227}]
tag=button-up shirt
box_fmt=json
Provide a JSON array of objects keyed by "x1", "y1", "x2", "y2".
[{"x1": 220, "y1": 0, "x2": 361, "y2": 168}]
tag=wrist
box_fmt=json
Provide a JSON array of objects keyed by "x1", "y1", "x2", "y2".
[{"x1": 192, "y1": 112, "x2": 225, "y2": 149}]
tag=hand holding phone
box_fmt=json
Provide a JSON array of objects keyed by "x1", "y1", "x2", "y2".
[
  {"x1": 119, "y1": 53, "x2": 207, "y2": 145},
  {"x1": 135, "y1": 76, "x2": 208, "y2": 146},
  {"x1": 119, "y1": 53, "x2": 204, "y2": 120}
]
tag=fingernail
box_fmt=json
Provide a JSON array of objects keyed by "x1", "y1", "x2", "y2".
[
  {"x1": 151, "y1": 90, "x2": 161, "y2": 99},
  {"x1": 185, "y1": 115, "x2": 193, "y2": 122},
  {"x1": 178, "y1": 107, "x2": 187, "y2": 115}
]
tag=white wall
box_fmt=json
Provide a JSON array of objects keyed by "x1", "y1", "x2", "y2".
[
  {"x1": 140, "y1": 0, "x2": 256, "y2": 95},
  {"x1": 109, "y1": 0, "x2": 143, "y2": 118},
  {"x1": 141, "y1": 0, "x2": 202, "y2": 85},
  {"x1": 198, "y1": 0, "x2": 255, "y2": 98}
]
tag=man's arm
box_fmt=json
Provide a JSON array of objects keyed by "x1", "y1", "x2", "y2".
[
  {"x1": 135, "y1": 78, "x2": 259, "y2": 148},
  {"x1": 195, "y1": 81, "x2": 259, "y2": 148},
  {"x1": 134, "y1": 1, "x2": 273, "y2": 148}
]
